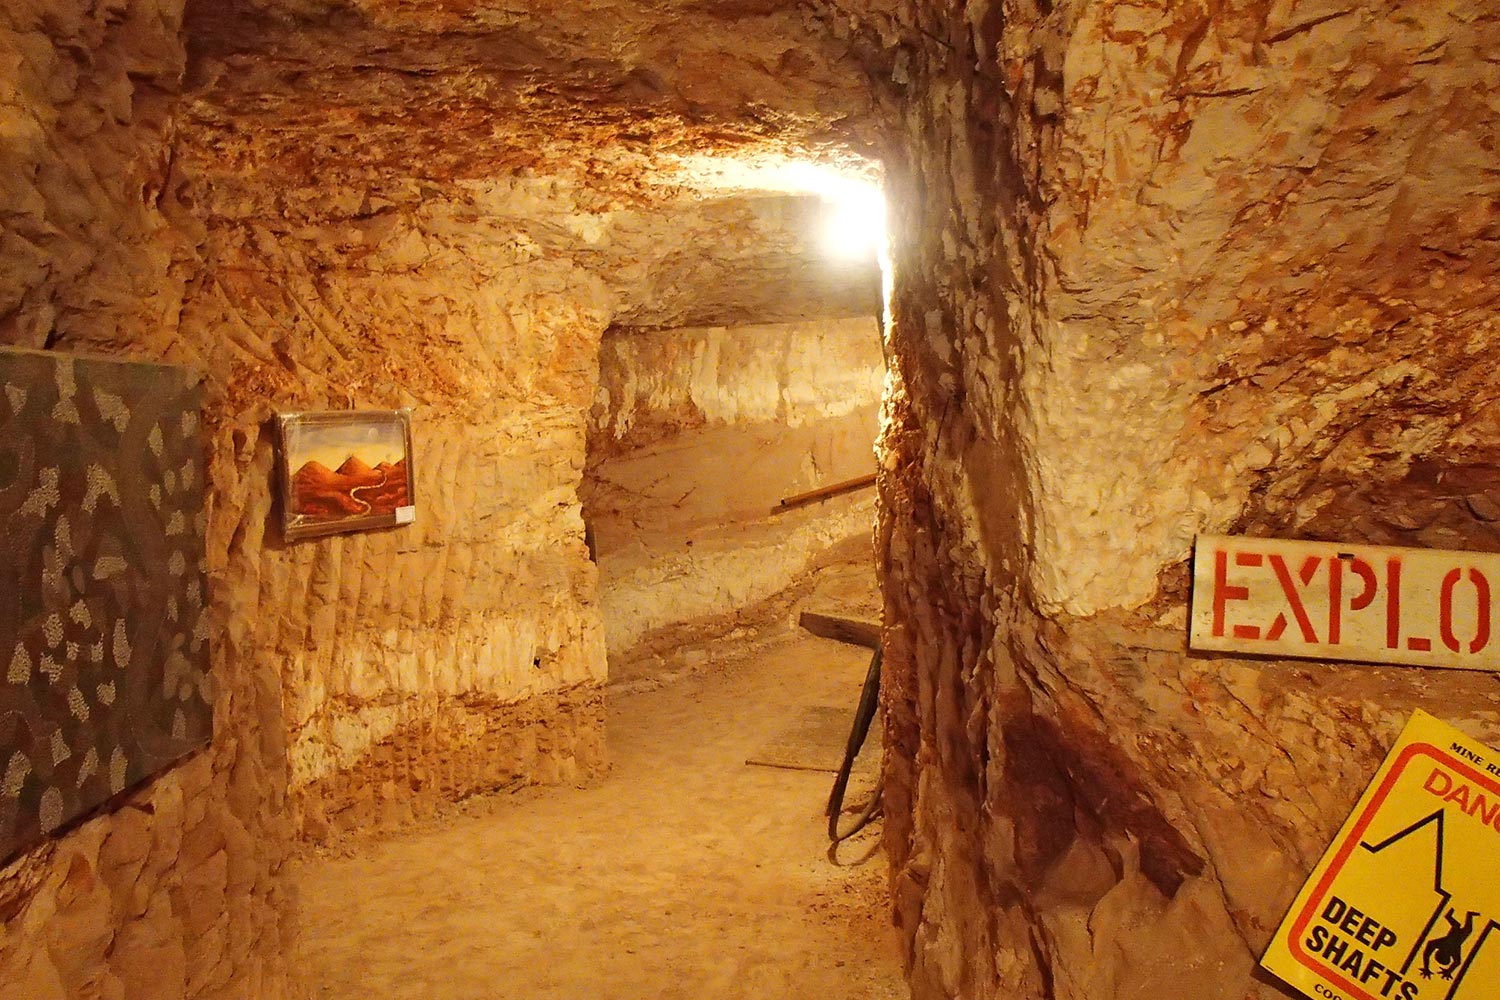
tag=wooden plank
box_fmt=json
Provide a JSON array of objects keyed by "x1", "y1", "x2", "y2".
[
  {"x1": 799, "y1": 611, "x2": 881, "y2": 649},
  {"x1": 774, "y1": 473, "x2": 877, "y2": 513},
  {"x1": 1190, "y1": 533, "x2": 1500, "y2": 672}
]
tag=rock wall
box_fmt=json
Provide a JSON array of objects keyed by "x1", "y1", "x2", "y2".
[
  {"x1": 0, "y1": 1, "x2": 296, "y2": 998},
  {"x1": 584, "y1": 317, "x2": 884, "y2": 676},
  {"x1": 173, "y1": 171, "x2": 615, "y2": 844},
  {"x1": 0, "y1": 24, "x2": 886, "y2": 980},
  {"x1": 1, "y1": 9, "x2": 615, "y2": 1000},
  {"x1": 857, "y1": 2, "x2": 1500, "y2": 998}
]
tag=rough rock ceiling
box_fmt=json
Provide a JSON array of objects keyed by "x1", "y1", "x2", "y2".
[
  {"x1": 182, "y1": 0, "x2": 883, "y2": 186},
  {"x1": 598, "y1": 193, "x2": 882, "y2": 326},
  {"x1": 178, "y1": 0, "x2": 886, "y2": 328}
]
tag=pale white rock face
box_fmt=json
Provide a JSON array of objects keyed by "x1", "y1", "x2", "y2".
[
  {"x1": 1022, "y1": 322, "x2": 1209, "y2": 616},
  {"x1": 599, "y1": 495, "x2": 879, "y2": 657},
  {"x1": 586, "y1": 317, "x2": 884, "y2": 674},
  {"x1": 593, "y1": 318, "x2": 884, "y2": 443},
  {"x1": 1008, "y1": 2, "x2": 1500, "y2": 616}
]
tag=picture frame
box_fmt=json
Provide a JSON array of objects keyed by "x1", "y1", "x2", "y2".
[{"x1": 276, "y1": 409, "x2": 416, "y2": 541}]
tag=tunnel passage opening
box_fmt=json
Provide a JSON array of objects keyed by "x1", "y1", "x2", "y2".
[{"x1": 579, "y1": 160, "x2": 892, "y2": 689}]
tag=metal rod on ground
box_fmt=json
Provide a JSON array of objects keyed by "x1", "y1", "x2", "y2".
[{"x1": 827, "y1": 645, "x2": 883, "y2": 843}]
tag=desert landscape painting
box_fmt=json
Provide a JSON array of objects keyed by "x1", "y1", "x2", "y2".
[{"x1": 278, "y1": 410, "x2": 415, "y2": 539}]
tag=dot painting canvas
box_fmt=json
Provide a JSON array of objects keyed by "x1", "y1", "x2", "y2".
[{"x1": 0, "y1": 348, "x2": 212, "y2": 863}]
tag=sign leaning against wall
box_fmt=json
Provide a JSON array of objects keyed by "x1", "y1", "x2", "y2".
[{"x1": 1261, "y1": 711, "x2": 1500, "y2": 1000}]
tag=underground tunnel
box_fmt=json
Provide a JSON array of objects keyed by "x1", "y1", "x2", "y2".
[{"x1": 4, "y1": 2, "x2": 1500, "y2": 999}]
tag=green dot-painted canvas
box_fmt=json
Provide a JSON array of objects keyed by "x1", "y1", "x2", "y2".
[{"x1": 0, "y1": 348, "x2": 212, "y2": 862}]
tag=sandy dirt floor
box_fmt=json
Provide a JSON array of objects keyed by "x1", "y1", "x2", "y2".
[{"x1": 294, "y1": 632, "x2": 905, "y2": 1000}]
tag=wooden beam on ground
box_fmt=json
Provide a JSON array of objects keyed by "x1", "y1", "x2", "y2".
[
  {"x1": 774, "y1": 473, "x2": 877, "y2": 514},
  {"x1": 799, "y1": 611, "x2": 881, "y2": 650}
]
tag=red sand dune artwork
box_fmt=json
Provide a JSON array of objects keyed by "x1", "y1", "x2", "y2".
[{"x1": 292, "y1": 455, "x2": 410, "y2": 519}]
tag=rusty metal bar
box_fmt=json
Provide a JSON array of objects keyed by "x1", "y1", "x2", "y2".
[{"x1": 774, "y1": 473, "x2": 877, "y2": 513}]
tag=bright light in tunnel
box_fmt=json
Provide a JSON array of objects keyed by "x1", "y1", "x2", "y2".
[
  {"x1": 818, "y1": 179, "x2": 887, "y2": 262},
  {"x1": 662, "y1": 155, "x2": 888, "y2": 262}
]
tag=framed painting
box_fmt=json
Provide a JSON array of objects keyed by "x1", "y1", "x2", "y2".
[{"x1": 276, "y1": 410, "x2": 416, "y2": 541}]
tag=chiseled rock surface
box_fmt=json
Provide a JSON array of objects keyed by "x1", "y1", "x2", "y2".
[
  {"x1": 585, "y1": 318, "x2": 883, "y2": 668},
  {"x1": 173, "y1": 173, "x2": 618, "y2": 845},
  {"x1": 1, "y1": 0, "x2": 885, "y2": 997},
  {"x1": 847, "y1": 1, "x2": 1500, "y2": 998},
  {"x1": 1, "y1": 1, "x2": 295, "y2": 998},
  {"x1": 590, "y1": 317, "x2": 885, "y2": 458},
  {"x1": 28, "y1": 2, "x2": 1500, "y2": 1000},
  {"x1": 167, "y1": 170, "x2": 888, "y2": 825},
  {"x1": 180, "y1": 0, "x2": 881, "y2": 185}
]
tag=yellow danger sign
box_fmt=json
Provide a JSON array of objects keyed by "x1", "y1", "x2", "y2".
[{"x1": 1262, "y1": 710, "x2": 1500, "y2": 1000}]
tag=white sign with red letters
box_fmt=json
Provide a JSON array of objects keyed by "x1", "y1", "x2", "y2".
[{"x1": 1190, "y1": 535, "x2": 1500, "y2": 672}]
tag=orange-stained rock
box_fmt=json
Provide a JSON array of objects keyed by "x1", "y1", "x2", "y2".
[
  {"x1": 2, "y1": 0, "x2": 884, "y2": 990},
  {"x1": 855, "y1": 1, "x2": 1500, "y2": 998}
]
